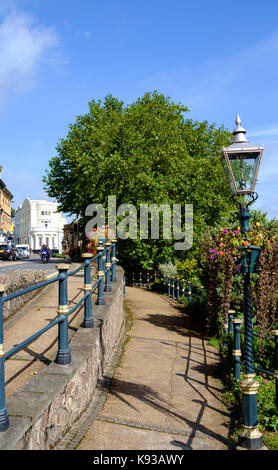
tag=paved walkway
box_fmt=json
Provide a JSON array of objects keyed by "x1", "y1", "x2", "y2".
[
  {"x1": 4, "y1": 265, "x2": 96, "y2": 399},
  {"x1": 74, "y1": 287, "x2": 230, "y2": 451}
]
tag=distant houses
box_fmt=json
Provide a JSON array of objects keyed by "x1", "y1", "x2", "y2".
[
  {"x1": 14, "y1": 198, "x2": 67, "y2": 253},
  {"x1": 62, "y1": 219, "x2": 80, "y2": 256},
  {"x1": 0, "y1": 165, "x2": 69, "y2": 253},
  {"x1": 0, "y1": 166, "x2": 14, "y2": 244}
]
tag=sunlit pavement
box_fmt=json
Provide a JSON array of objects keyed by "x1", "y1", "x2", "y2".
[{"x1": 73, "y1": 287, "x2": 230, "y2": 451}]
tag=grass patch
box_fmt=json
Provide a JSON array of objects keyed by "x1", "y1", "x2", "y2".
[
  {"x1": 111, "y1": 300, "x2": 134, "y2": 372},
  {"x1": 263, "y1": 431, "x2": 278, "y2": 450},
  {"x1": 208, "y1": 336, "x2": 221, "y2": 349},
  {"x1": 123, "y1": 299, "x2": 134, "y2": 332}
]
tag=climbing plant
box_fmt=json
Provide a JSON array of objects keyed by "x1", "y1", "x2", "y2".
[{"x1": 201, "y1": 220, "x2": 278, "y2": 338}]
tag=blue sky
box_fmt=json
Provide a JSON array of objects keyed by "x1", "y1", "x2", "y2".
[{"x1": 0, "y1": 0, "x2": 278, "y2": 220}]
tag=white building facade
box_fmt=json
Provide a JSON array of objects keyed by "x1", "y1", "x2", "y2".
[{"x1": 14, "y1": 198, "x2": 66, "y2": 253}]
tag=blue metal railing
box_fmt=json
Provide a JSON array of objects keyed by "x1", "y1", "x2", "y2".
[
  {"x1": 127, "y1": 272, "x2": 194, "y2": 306},
  {"x1": 227, "y1": 314, "x2": 278, "y2": 405},
  {"x1": 0, "y1": 238, "x2": 119, "y2": 432}
]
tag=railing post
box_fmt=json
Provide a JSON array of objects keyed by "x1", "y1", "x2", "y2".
[
  {"x1": 0, "y1": 285, "x2": 9, "y2": 432},
  {"x1": 272, "y1": 330, "x2": 278, "y2": 406},
  {"x1": 147, "y1": 272, "x2": 150, "y2": 289},
  {"x1": 172, "y1": 278, "x2": 175, "y2": 299},
  {"x1": 232, "y1": 319, "x2": 242, "y2": 380},
  {"x1": 224, "y1": 318, "x2": 229, "y2": 336},
  {"x1": 105, "y1": 242, "x2": 112, "y2": 292},
  {"x1": 168, "y1": 277, "x2": 171, "y2": 296},
  {"x1": 139, "y1": 272, "x2": 142, "y2": 288},
  {"x1": 229, "y1": 310, "x2": 235, "y2": 333},
  {"x1": 123, "y1": 275, "x2": 126, "y2": 297},
  {"x1": 176, "y1": 278, "x2": 180, "y2": 300},
  {"x1": 229, "y1": 309, "x2": 235, "y2": 334},
  {"x1": 97, "y1": 241, "x2": 105, "y2": 305},
  {"x1": 56, "y1": 265, "x2": 71, "y2": 365},
  {"x1": 111, "y1": 239, "x2": 117, "y2": 282},
  {"x1": 81, "y1": 253, "x2": 94, "y2": 328},
  {"x1": 132, "y1": 272, "x2": 135, "y2": 287}
]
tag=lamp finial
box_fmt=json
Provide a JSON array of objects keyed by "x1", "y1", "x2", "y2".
[
  {"x1": 235, "y1": 113, "x2": 241, "y2": 127},
  {"x1": 232, "y1": 114, "x2": 249, "y2": 143}
]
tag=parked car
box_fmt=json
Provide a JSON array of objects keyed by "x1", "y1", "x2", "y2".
[
  {"x1": 0, "y1": 245, "x2": 14, "y2": 260},
  {"x1": 11, "y1": 248, "x2": 26, "y2": 260},
  {"x1": 15, "y1": 245, "x2": 30, "y2": 259},
  {"x1": 0, "y1": 245, "x2": 28, "y2": 261}
]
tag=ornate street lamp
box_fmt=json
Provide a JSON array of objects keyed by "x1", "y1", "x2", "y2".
[
  {"x1": 220, "y1": 115, "x2": 264, "y2": 450},
  {"x1": 221, "y1": 114, "x2": 264, "y2": 233},
  {"x1": 221, "y1": 114, "x2": 263, "y2": 195}
]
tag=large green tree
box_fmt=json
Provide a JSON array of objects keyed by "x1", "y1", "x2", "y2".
[{"x1": 43, "y1": 91, "x2": 235, "y2": 271}]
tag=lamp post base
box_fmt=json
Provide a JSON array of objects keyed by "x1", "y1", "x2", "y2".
[
  {"x1": 0, "y1": 409, "x2": 9, "y2": 432},
  {"x1": 237, "y1": 426, "x2": 264, "y2": 450},
  {"x1": 238, "y1": 375, "x2": 264, "y2": 450}
]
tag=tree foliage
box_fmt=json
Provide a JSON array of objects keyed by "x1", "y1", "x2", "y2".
[{"x1": 43, "y1": 91, "x2": 235, "y2": 271}]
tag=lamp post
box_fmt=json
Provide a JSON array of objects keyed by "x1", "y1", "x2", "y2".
[{"x1": 220, "y1": 115, "x2": 264, "y2": 450}]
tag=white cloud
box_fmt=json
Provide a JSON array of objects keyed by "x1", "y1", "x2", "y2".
[
  {"x1": 248, "y1": 126, "x2": 278, "y2": 138},
  {"x1": 81, "y1": 29, "x2": 92, "y2": 39},
  {"x1": 0, "y1": 9, "x2": 60, "y2": 105}
]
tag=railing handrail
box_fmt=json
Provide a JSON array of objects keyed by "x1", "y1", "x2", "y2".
[
  {"x1": 0, "y1": 239, "x2": 119, "y2": 432},
  {"x1": 3, "y1": 249, "x2": 108, "y2": 302},
  {"x1": 3, "y1": 275, "x2": 60, "y2": 303},
  {"x1": 4, "y1": 316, "x2": 62, "y2": 360},
  {"x1": 127, "y1": 273, "x2": 194, "y2": 305},
  {"x1": 67, "y1": 251, "x2": 103, "y2": 277}
]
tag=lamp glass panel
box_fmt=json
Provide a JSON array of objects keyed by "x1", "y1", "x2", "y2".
[
  {"x1": 221, "y1": 156, "x2": 234, "y2": 192},
  {"x1": 228, "y1": 152, "x2": 260, "y2": 192}
]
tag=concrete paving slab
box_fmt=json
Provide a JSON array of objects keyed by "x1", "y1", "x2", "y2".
[
  {"x1": 76, "y1": 420, "x2": 226, "y2": 451},
  {"x1": 74, "y1": 287, "x2": 230, "y2": 451}
]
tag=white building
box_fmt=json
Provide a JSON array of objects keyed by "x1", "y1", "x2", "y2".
[{"x1": 14, "y1": 198, "x2": 67, "y2": 253}]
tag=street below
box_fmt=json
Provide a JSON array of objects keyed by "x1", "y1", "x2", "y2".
[{"x1": 0, "y1": 254, "x2": 69, "y2": 276}]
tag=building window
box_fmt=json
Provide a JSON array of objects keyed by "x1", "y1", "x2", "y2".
[{"x1": 41, "y1": 220, "x2": 50, "y2": 228}]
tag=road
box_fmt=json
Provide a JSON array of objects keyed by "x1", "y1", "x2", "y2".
[{"x1": 0, "y1": 254, "x2": 72, "y2": 276}]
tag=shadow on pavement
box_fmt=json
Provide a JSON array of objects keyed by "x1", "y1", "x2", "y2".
[
  {"x1": 102, "y1": 376, "x2": 229, "y2": 448},
  {"x1": 139, "y1": 312, "x2": 201, "y2": 339}
]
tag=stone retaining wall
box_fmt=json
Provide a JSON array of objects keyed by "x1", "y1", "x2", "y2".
[
  {"x1": 0, "y1": 271, "x2": 47, "y2": 321},
  {"x1": 0, "y1": 266, "x2": 125, "y2": 450}
]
